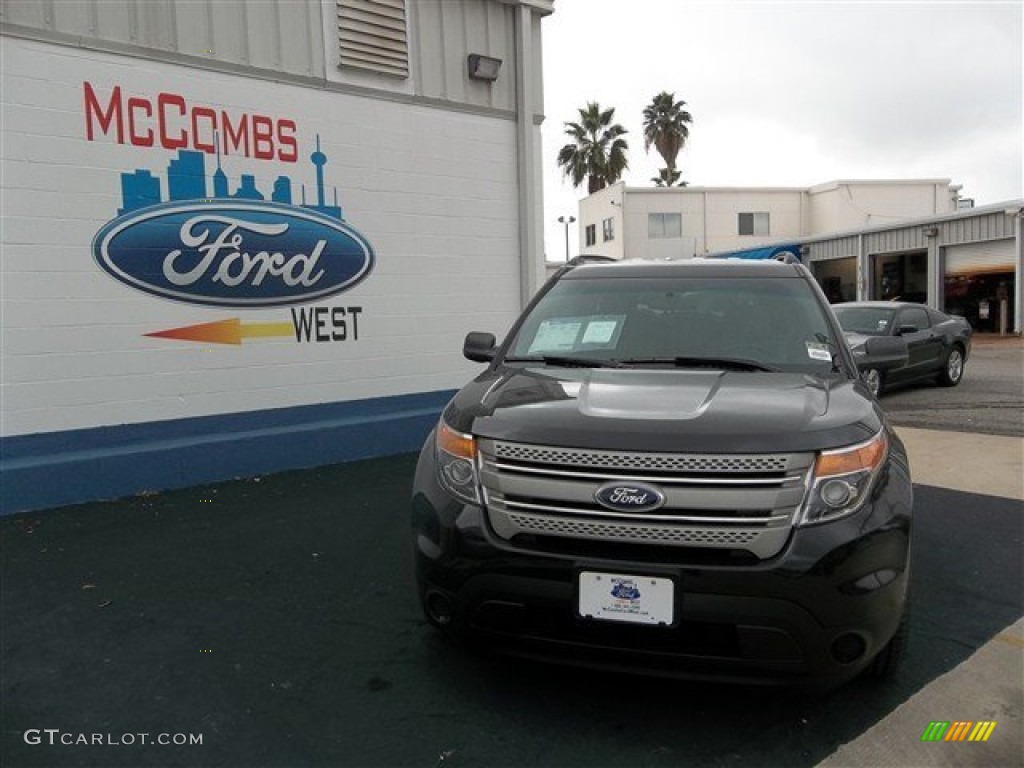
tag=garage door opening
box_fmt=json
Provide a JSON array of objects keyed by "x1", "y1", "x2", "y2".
[
  {"x1": 873, "y1": 251, "x2": 928, "y2": 302},
  {"x1": 812, "y1": 257, "x2": 856, "y2": 303},
  {"x1": 944, "y1": 239, "x2": 1016, "y2": 333},
  {"x1": 945, "y1": 271, "x2": 1014, "y2": 332}
]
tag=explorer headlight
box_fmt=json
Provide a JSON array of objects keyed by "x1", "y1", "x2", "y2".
[
  {"x1": 435, "y1": 420, "x2": 481, "y2": 505},
  {"x1": 799, "y1": 430, "x2": 888, "y2": 525}
]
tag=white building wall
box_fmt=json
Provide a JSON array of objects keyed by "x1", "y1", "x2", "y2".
[
  {"x1": 577, "y1": 183, "x2": 624, "y2": 259},
  {"x1": 808, "y1": 180, "x2": 954, "y2": 232},
  {"x1": 599, "y1": 187, "x2": 807, "y2": 262},
  {"x1": 622, "y1": 189, "x2": 703, "y2": 260},
  {"x1": 591, "y1": 179, "x2": 960, "y2": 263},
  {"x1": 703, "y1": 189, "x2": 805, "y2": 253},
  {"x1": 0, "y1": 36, "x2": 521, "y2": 437}
]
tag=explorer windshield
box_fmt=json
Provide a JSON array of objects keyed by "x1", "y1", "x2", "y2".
[{"x1": 506, "y1": 276, "x2": 841, "y2": 374}]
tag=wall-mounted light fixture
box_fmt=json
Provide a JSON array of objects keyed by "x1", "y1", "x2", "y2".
[
  {"x1": 922, "y1": 226, "x2": 939, "y2": 237},
  {"x1": 467, "y1": 54, "x2": 502, "y2": 82}
]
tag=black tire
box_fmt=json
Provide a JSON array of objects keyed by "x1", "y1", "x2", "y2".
[
  {"x1": 862, "y1": 368, "x2": 885, "y2": 397},
  {"x1": 866, "y1": 608, "x2": 909, "y2": 680},
  {"x1": 937, "y1": 344, "x2": 965, "y2": 387}
]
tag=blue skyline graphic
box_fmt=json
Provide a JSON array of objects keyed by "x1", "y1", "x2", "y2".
[{"x1": 117, "y1": 135, "x2": 343, "y2": 219}]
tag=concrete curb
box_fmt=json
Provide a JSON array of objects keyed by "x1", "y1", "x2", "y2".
[
  {"x1": 817, "y1": 619, "x2": 1023, "y2": 767},
  {"x1": 895, "y1": 427, "x2": 1024, "y2": 501}
]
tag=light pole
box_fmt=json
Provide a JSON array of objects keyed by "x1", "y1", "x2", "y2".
[{"x1": 557, "y1": 215, "x2": 575, "y2": 261}]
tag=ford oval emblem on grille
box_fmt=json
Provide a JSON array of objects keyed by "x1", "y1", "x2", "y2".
[{"x1": 594, "y1": 482, "x2": 666, "y2": 513}]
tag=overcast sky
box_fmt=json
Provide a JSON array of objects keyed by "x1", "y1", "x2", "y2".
[{"x1": 540, "y1": 0, "x2": 1023, "y2": 261}]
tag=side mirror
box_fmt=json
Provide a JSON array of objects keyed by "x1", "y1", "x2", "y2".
[
  {"x1": 895, "y1": 324, "x2": 918, "y2": 336},
  {"x1": 463, "y1": 332, "x2": 496, "y2": 363},
  {"x1": 857, "y1": 336, "x2": 909, "y2": 372}
]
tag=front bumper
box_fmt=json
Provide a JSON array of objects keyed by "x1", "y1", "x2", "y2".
[{"x1": 412, "y1": 439, "x2": 913, "y2": 686}]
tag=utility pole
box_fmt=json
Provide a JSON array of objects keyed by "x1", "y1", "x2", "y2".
[{"x1": 557, "y1": 215, "x2": 576, "y2": 261}]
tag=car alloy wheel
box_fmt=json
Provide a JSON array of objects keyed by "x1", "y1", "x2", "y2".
[
  {"x1": 862, "y1": 368, "x2": 883, "y2": 397},
  {"x1": 938, "y1": 347, "x2": 964, "y2": 387}
]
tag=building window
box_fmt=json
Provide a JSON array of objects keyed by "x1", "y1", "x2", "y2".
[
  {"x1": 648, "y1": 213, "x2": 682, "y2": 238},
  {"x1": 738, "y1": 212, "x2": 770, "y2": 236},
  {"x1": 585, "y1": 224, "x2": 597, "y2": 247},
  {"x1": 602, "y1": 217, "x2": 614, "y2": 242},
  {"x1": 337, "y1": 0, "x2": 409, "y2": 78}
]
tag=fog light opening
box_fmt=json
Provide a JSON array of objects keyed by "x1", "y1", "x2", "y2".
[
  {"x1": 831, "y1": 633, "x2": 867, "y2": 664},
  {"x1": 425, "y1": 591, "x2": 454, "y2": 626},
  {"x1": 821, "y1": 479, "x2": 855, "y2": 508}
]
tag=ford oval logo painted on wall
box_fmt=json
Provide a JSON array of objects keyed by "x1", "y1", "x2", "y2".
[
  {"x1": 93, "y1": 201, "x2": 374, "y2": 308},
  {"x1": 594, "y1": 482, "x2": 666, "y2": 513}
]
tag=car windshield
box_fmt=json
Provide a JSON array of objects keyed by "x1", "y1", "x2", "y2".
[
  {"x1": 505, "y1": 275, "x2": 842, "y2": 374},
  {"x1": 833, "y1": 306, "x2": 896, "y2": 336}
]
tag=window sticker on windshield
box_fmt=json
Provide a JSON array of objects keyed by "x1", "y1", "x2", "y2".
[
  {"x1": 876, "y1": 319, "x2": 889, "y2": 330},
  {"x1": 581, "y1": 315, "x2": 625, "y2": 346},
  {"x1": 528, "y1": 319, "x2": 584, "y2": 354},
  {"x1": 806, "y1": 342, "x2": 833, "y2": 362}
]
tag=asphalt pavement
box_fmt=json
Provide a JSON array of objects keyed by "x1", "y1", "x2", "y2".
[
  {"x1": 881, "y1": 335, "x2": 1024, "y2": 438},
  {"x1": 2, "y1": 432, "x2": 1022, "y2": 768},
  {"x1": 3, "y1": 335, "x2": 1022, "y2": 767}
]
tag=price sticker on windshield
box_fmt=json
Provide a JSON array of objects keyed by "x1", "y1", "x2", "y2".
[
  {"x1": 528, "y1": 318, "x2": 583, "y2": 353},
  {"x1": 806, "y1": 342, "x2": 833, "y2": 362},
  {"x1": 581, "y1": 315, "x2": 625, "y2": 346}
]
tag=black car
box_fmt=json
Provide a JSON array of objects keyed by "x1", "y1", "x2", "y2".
[
  {"x1": 412, "y1": 258, "x2": 912, "y2": 687},
  {"x1": 833, "y1": 301, "x2": 972, "y2": 397}
]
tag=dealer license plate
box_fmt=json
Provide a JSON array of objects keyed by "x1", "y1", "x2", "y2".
[{"x1": 578, "y1": 571, "x2": 674, "y2": 626}]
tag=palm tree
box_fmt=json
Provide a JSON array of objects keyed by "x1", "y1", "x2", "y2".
[
  {"x1": 642, "y1": 92, "x2": 692, "y2": 187},
  {"x1": 557, "y1": 102, "x2": 629, "y2": 194},
  {"x1": 651, "y1": 168, "x2": 683, "y2": 187}
]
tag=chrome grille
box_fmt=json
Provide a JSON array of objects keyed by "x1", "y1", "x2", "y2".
[
  {"x1": 479, "y1": 439, "x2": 814, "y2": 560},
  {"x1": 493, "y1": 443, "x2": 791, "y2": 474}
]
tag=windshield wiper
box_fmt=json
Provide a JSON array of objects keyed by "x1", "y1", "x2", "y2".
[
  {"x1": 618, "y1": 356, "x2": 780, "y2": 372},
  {"x1": 503, "y1": 355, "x2": 625, "y2": 369}
]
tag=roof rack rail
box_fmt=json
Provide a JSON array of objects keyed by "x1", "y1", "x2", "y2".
[
  {"x1": 566, "y1": 254, "x2": 618, "y2": 266},
  {"x1": 772, "y1": 252, "x2": 800, "y2": 264}
]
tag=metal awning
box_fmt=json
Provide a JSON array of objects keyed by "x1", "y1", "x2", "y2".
[{"x1": 707, "y1": 244, "x2": 803, "y2": 261}]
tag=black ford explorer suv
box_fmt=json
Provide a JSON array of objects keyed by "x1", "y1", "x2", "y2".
[{"x1": 412, "y1": 257, "x2": 913, "y2": 686}]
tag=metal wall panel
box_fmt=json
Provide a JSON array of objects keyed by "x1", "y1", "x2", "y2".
[
  {"x1": 92, "y1": 2, "x2": 133, "y2": 41},
  {"x1": 175, "y1": 1, "x2": 213, "y2": 59},
  {"x1": 135, "y1": 0, "x2": 176, "y2": 52},
  {"x1": 4, "y1": 0, "x2": 521, "y2": 111},
  {"x1": 440, "y1": 0, "x2": 465, "y2": 99},
  {"x1": 487, "y1": 0, "x2": 514, "y2": 108},
  {"x1": 865, "y1": 227, "x2": 925, "y2": 255},
  {"x1": 2, "y1": 0, "x2": 324, "y2": 79},
  {"x1": 208, "y1": 1, "x2": 251, "y2": 65},
  {"x1": 50, "y1": 1, "x2": 91, "y2": 32},
  {"x1": 807, "y1": 235, "x2": 858, "y2": 262},
  {"x1": 411, "y1": 0, "x2": 444, "y2": 96},
  {"x1": 245, "y1": 0, "x2": 283, "y2": 73},
  {"x1": 938, "y1": 212, "x2": 1013, "y2": 245},
  {"x1": 409, "y1": 0, "x2": 516, "y2": 111}
]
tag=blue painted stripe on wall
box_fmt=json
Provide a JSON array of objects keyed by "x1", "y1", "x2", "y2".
[{"x1": 0, "y1": 390, "x2": 456, "y2": 515}]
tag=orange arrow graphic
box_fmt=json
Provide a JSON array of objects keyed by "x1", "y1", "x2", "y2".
[{"x1": 145, "y1": 318, "x2": 293, "y2": 345}]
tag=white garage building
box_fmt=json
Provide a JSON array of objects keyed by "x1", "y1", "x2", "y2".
[
  {"x1": 802, "y1": 201, "x2": 1023, "y2": 334},
  {"x1": 0, "y1": 0, "x2": 554, "y2": 513},
  {"x1": 574, "y1": 181, "x2": 1023, "y2": 334}
]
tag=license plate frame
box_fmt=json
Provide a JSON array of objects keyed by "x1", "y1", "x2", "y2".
[{"x1": 577, "y1": 570, "x2": 675, "y2": 626}]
